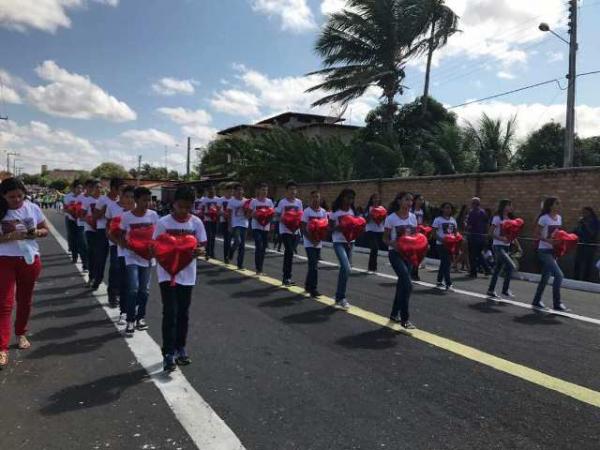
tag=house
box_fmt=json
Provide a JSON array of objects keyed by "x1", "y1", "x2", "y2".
[{"x1": 43, "y1": 169, "x2": 87, "y2": 181}]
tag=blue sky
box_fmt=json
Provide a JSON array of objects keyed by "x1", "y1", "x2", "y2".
[{"x1": 1, "y1": 0, "x2": 600, "y2": 174}]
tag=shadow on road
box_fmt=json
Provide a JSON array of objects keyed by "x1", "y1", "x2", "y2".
[
  {"x1": 27, "y1": 333, "x2": 121, "y2": 359},
  {"x1": 281, "y1": 306, "x2": 337, "y2": 324},
  {"x1": 336, "y1": 327, "x2": 401, "y2": 350}
]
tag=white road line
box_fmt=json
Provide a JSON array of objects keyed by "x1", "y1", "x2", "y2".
[
  {"x1": 47, "y1": 221, "x2": 245, "y2": 450},
  {"x1": 217, "y1": 238, "x2": 600, "y2": 327}
]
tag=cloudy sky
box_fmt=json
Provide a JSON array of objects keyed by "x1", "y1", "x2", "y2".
[{"x1": 1, "y1": 0, "x2": 599, "y2": 174}]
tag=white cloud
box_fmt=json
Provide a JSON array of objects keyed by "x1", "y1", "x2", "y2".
[
  {"x1": 454, "y1": 101, "x2": 600, "y2": 141},
  {"x1": 182, "y1": 125, "x2": 218, "y2": 146},
  {"x1": 251, "y1": 0, "x2": 316, "y2": 32},
  {"x1": 320, "y1": 0, "x2": 346, "y2": 15},
  {"x1": 152, "y1": 77, "x2": 197, "y2": 96},
  {"x1": 497, "y1": 71, "x2": 515, "y2": 80},
  {"x1": 546, "y1": 51, "x2": 564, "y2": 63},
  {"x1": 211, "y1": 89, "x2": 261, "y2": 117},
  {"x1": 0, "y1": 0, "x2": 119, "y2": 33},
  {"x1": 0, "y1": 70, "x2": 22, "y2": 104},
  {"x1": 25, "y1": 60, "x2": 136, "y2": 122},
  {"x1": 157, "y1": 107, "x2": 212, "y2": 126},
  {"x1": 120, "y1": 128, "x2": 178, "y2": 148}
]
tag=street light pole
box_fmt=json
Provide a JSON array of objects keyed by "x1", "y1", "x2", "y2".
[{"x1": 564, "y1": 0, "x2": 578, "y2": 168}]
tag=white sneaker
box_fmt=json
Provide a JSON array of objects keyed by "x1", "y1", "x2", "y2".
[
  {"x1": 117, "y1": 314, "x2": 127, "y2": 326},
  {"x1": 335, "y1": 299, "x2": 351, "y2": 311}
]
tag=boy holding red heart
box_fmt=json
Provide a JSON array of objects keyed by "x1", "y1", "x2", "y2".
[
  {"x1": 227, "y1": 183, "x2": 249, "y2": 270},
  {"x1": 276, "y1": 181, "x2": 303, "y2": 286},
  {"x1": 249, "y1": 183, "x2": 274, "y2": 275},
  {"x1": 432, "y1": 203, "x2": 458, "y2": 291},
  {"x1": 199, "y1": 185, "x2": 220, "y2": 261},
  {"x1": 301, "y1": 191, "x2": 328, "y2": 297}
]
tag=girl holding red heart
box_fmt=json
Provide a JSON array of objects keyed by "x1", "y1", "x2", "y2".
[
  {"x1": 301, "y1": 191, "x2": 328, "y2": 297},
  {"x1": 410, "y1": 194, "x2": 427, "y2": 281},
  {"x1": 486, "y1": 200, "x2": 521, "y2": 299},
  {"x1": 226, "y1": 183, "x2": 249, "y2": 270},
  {"x1": 153, "y1": 186, "x2": 207, "y2": 372},
  {"x1": 364, "y1": 193, "x2": 386, "y2": 272},
  {"x1": 199, "y1": 185, "x2": 220, "y2": 261},
  {"x1": 532, "y1": 197, "x2": 570, "y2": 311},
  {"x1": 218, "y1": 184, "x2": 234, "y2": 263},
  {"x1": 330, "y1": 189, "x2": 360, "y2": 310},
  {"x1": 432, "y1": 203, "x2": 458, "y2": 291},
  {"x1": 249, "y1": 183, "x2": 275, "y2": 275},
  {"x1": 383, "y1": 192, "x2": 417, "y2": 329},
  {"x1": 276, "y1": 181, "x2": 303, "y2": 286}
]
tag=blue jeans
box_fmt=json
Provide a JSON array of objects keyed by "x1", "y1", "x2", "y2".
[
  {"x1": 92, "y1": 230, "x2": 109, "y2": 286},
  {"x1": 220, "y1": 222, "x2": 231, "y2": 261},
  {"x1": 118, "y1": 256, "x2": 128, "y2": 314},
  {"x1": 65, "y1": 217, "x2": 75, "y2": 254},
  {"x1": 436, "y1": 244, "x2": 452, "y2": 286},
  {"x1": 388, "y1": 251, "x2": 412, "y2": 321},
  {"x1": 333, "y1": 243, "x2": 352, "y2": 301},
  {"x1": 125, "y1": 264, "x2": 152, "y2": 322},
  {"x1": 205, "y1": 221, "x2": 217, "y2": 258},
  {"x1": 488, "y1": 245, "x2": 515, "y2": 294},
  {"x1": 305, "y1": 247, "x2": 320, "y2": 292},
  {"x1": 229, "y1": 226, "x2": 246, "y2": 269},
  {"x1": 533, "y1": 250, "x2": 563, "y2": 306},
  {"x1": 281, "y1": 233, "x2": 296, "y2": 281},
  {"x1": 252, "y1": 229, "x2": 268, "y2": 272},
  {"x1": 75, "y1": 226, "x2": 88, "y2": 270},
  {"x1": 85, "y1": 231, "x2": 97, "y2": 280},
  {"x1": 108, "y1": 245, "x2": 120, "y2": 300}
]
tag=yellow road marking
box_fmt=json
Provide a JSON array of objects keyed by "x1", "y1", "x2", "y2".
[{"x1": 206, "y1": 259, "x2": 600, "y2": 409}]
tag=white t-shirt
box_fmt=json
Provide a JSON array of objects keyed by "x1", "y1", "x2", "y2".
[
  {"x1": 75, "y1": 194, "x2": 89, "y2": 227},
  {"x1": 227, "y1": 198, "x2": 249, "y2": 229},
  {"x1": 94, "y1": 195, "x2": 117, "y2": 230},
  {"x1": 538, "y1": 214, "x2": 562, "y2": 250},
  {"x1": 105, "y1": 201, "x2": 126, "y2": 250},
  {"x1": 302, "y1": 207, "x2": 328, "y2": 249},
  {"x1": 0, "y1": 201, "x2": 46, "y2": 257},
  {"x1": 491, "y1": 216, "x2": 510, "y2": 247},
  {"x1": 412, "y1": 208, "x2": 425, "y2": 226},
  {"x1": 84, "y1": 196, "x2": 102, "y2": 232},
  {"x1": 219, "y1": 196, "x2": 231, "y2": 223},
  {"x1": 277, "y1": 198, "x2": 303, "y2": 235},
  {"x1": 193, "y1": 198, "x2": 203, "y2": 216},
  {"x1": 384, "y1": 212, "x2": 418, "y2": 250},
  {"x1": 432, "y1": 216, "x2": 458, "y2": 245},
  {"x1": 250, "y1": 198, "x2": 275, "y2": 231},
  {"x1": 365, "y1": 206, "x2": 385, "y2": 233},
  {"x1": 153, "y1": 214, "x2": 207, "y2": 286},
  {"x1": 330, "y1": 208, "x2": 355, "y2": 244},
  {"x1": 63, "y1": 192, "x2": 77, "y2": 221},
  {"x1": 201, "y1": 196, "x2": 221, "y2": 222},
  {"x1": 119, "y1": 209, "x2": 159, "y2": 267}
]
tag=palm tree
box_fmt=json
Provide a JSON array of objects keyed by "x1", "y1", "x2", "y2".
[
  {"x1": 466, "y1": 114, "x2": 517, "y2": 172},
  {"x1": 306, "y1": 0, "x2": 433, "y2": 135},
  {"x1": 421, "y1": 0, "x2": 459, "y2": 116}
]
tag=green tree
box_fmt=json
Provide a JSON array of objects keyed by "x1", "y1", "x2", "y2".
[
  {"x1": 91, "y1": 162, "x2": 129, "y2": 179},
  {"x1": 466, "y1": 114, "x2": 516, "y2": 172},
  {"x1": 512, "y1": 122, "x2": 564, "y2": 170},
  {"x1": 49, "y1": 179, "x2": 69, "y2": 192},
  {"x1": 578, "y1": 136, "x2": 600, "y2": 167},
  {"x1": 306, "y1": 0, "x2": 435, "y2": 134},
  {"x1": 21, "y1": 173, "x2": 44, "y2": 186}
]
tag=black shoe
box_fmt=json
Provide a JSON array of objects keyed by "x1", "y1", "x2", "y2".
[
  {"x1": 532, "y1": 301, "x2": 547, "y2": 309},
  {"x1": 224, "y1": 258, "x2": 230, "y2": 264},
  {"x1": 389, "y1": 315, "x2": 401, "y2": 323},
  {"x1": 176, "y1": 348, "x2": 191, "y2": 366},
  {"x1": 125, "y1": 322, "x2": 135, "y2": 335},
  {"x1": 487, "y1": 291, "x2": 500, "y2": 299},
  {"x1": 108, "y1": 297, "x2": 118, "y2": 308},
  {"x1": 553, "y1": 303, "x2": 571, "y2": 312},
  {"x1": 163, "y1": 354, "x2": 177, "y2": 372},
  {"x1": 308, "y1": 290, "x2": 321, "y2": 298},
  {"x1": 91, "y1": 283, "x2": 101, "y2": 292},
  {"x1": 283, "y1": 279, "x2": 295, "y2": 287}
]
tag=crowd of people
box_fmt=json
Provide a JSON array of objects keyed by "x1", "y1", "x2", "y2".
[{"x1": 0, "y1": 176, "x2": 599, "y2": 372}]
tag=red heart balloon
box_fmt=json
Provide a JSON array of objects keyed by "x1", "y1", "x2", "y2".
[
  {"x1": 108, "y1": 216, "x2": 122, "y2": 239},
  {"x1": 282, "y1": 210, "x2": 303, "y2": 232},
  {"x1": 370, "y1": 206, "x2": 387, "y2": 225},
  {"x1": 443, "y1": 233, "x2": 463, "y2": 256},
  {"x1": 255, "y1": 207, "x2": 275, "y2": 227},
  {"x1": 154, "y1": 233, "x2": 198, "y2": 286},
  {"x1": 552, "y1": 229, "x2": 579, "y2": 258},
  {"x1": 127, "y1": 225, "x2": 156, "y2": 260},
  {"x1": 397, "y1": 232, "x2": 429, "y2": 267},
  {"x1": 339, "y1": 215, "x2": 366, "y2": 242},
  {"x1": 70, "y1": 202, "x2": 85, "y2": 219},
  {"x1": 307, "y1": 217, "x2": 329, "y2": 242},
  {"x1": 207, "y1": 205, "x2": 219, "y2": 222},
  {"x1": 417, "y1": 225, "x2": 433, "y2": 239},
  {"x1": 501, "y1": 218, "x2": 524, "y2": 242}
]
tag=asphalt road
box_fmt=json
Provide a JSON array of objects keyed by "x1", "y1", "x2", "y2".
[{"x1": 1, "y1": 210, "x2": 599, "y2": 450}]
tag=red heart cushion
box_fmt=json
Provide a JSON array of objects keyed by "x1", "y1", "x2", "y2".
[
  {"x1": 85, "y1": 214, "x2": 97, "y2": 230},
  {"x1": 552, "y1": 229, "x2": 579, "y2": 258},
  {"x1": 207, "y1": 205, "x2": 219, "y2": 222},
  {"x1": 397, "y1": 232, "x2": 429, "y2": 267},
  {"x1": 339, "y1": 215, "x2": 366, "y2": 242},
  {"x1": 417, "y1": 225, "x2": 433, "y2": 239},
  {"x1": 370, "y1": 206, "x2": 387, "y2": 225},
  {"x1": 70, "y1": 202, "x2": 85, "y2": 219},
  {"x1": 501, "y1": 218, "x2": 524, "y2": 242},
  {"x1": 443, "y1": 233, "x2": 463, "y2": 256},
  {"x1": 282, "y1": 210, "x2": 303, "y2": 232},
  {"x1": 127, "y1": 226, "x2": 156, "y2": 260},
  {"x1": 154, "y1": 233, "x2": 198, "y2": 286},
  {"x1": 108, "y1": 216, "x2": 122, "y2": 239},
  {"x1": 307, "y1": 217, "x2": 329, "y2": 242},
  {"x1": 255, "y1": 207, "x2": 275, "y2": 227}
]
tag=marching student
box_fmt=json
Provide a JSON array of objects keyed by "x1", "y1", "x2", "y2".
[
  {"x1": 82, "y1": 179, "x2": 102, "y2": 289},
  {"x1": 276, "y1": 181, "x2": 303, "y2": 286},
  {"x1": 219, "y1": 184, "x2": 233, "y2": 263},
  {"x1": 486, "y1": 199, "x2": 519, "y2": 299},
  {"x1": 92, "y1": 178, "x2": 123, "y2": 295},
  {"x1": 153, "y1": 186, "x2": 207, "y2": 372},
  {"x1": 383, "y1": 192, "x2": 417, "y2": 329},
  {"x1": 0, "y1": 178, "x2": 48, "y2": 369},
  {"x1": 249, "y1": 183, "x2": 274, "y2": 275},
  {"x1": 365, "y1": 193, "x2": 385, "y2": 273},
  {"x1": 411, "y1": 193, "x2": 427, "y2": 281},
  {"x1": 432, "y1": 202, "x2": 458, "y2": 291},
  {"x1": 118, "y1": 187, "x2": 159, "y2": 334},
  {"x1": 63, "y1": 180, "x2": 82, "y2": 261},
  {"x1": 106, "y1": 185, "x2": 134, "y2": 323},
  {"x1": 329, "y1": 188, "x2": 357, "y2": 310},
  {"x1": 74, "y1": 180, "x2": 90, "y2": 273},
  {"x1": 532, "y1": 197, "x2": 569, "y2": 311},
  {"x1": 227, "y1": 183, "x2": 249, "y2": 270},
  {"x1": 301, "y1": 191, "x2": 328, "y2": 297},
  {"x1": 200, "y1": 185, "x2": 220, "y2": 260}
]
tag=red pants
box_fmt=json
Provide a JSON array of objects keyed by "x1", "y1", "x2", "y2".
[{"x1": 0, "y1": 256, "x2": 42, "y2": 351}]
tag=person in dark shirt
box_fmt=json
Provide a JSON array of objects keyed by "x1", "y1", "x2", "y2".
[
  {"x1": 465, "y1": 197, "x2": 491, "y2": 278},
  {"x1": 574, "y1": 207, "x2": 600, "y2": 282}
]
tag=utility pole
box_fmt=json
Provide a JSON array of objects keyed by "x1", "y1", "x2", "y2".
[
  {"x1": 564, "y1": 0, "x2": 578, "y2": 168},
  {"x1": 186, "y1": 137, "x2": 191, "y2": 178},
  {"x1": 7, "y1": 152, "x2": 17, "y2": 174},
  {"x1": 137, "y1": 155, "x2": 142, "y2": 173}
]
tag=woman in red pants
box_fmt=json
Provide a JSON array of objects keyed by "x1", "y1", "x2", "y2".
[{"x1": 0, "y1": 178, "x2": 48, "y2": 369}]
